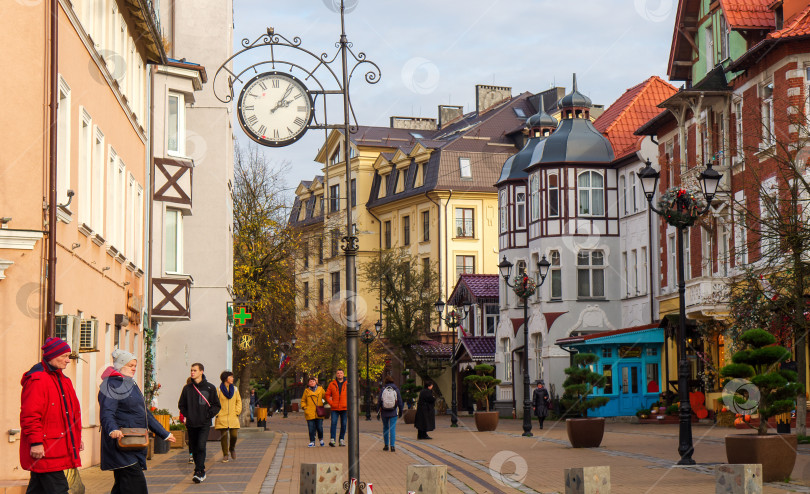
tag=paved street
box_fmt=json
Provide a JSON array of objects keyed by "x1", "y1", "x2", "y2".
[{"x1": 78, "y1": 415, "x2": 810, "y2": 493}]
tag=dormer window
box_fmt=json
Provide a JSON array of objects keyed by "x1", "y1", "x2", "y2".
[
  {"x1": 513, "y1": 108, "x2": 526, "y2": 118},
  {"x1": 329, "y1": 147, "x2": 341, "y2": 166},
  {"x1": 459, "y1": 157, "x2": 472, "y2": 179},
  {"x1": 379, "y1": 173, "x2": 388, "y2": 197}
]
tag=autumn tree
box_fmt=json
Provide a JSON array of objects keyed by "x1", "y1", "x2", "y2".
[{"x1": 232, "y1": 143, "x2": 298, "y2": 424}]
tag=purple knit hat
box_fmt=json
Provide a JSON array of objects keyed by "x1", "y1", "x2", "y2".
[{"x1": 42, "y1": 337, "x2": 71, "y2": 361}]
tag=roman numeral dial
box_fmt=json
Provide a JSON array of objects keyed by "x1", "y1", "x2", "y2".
[{"x1": 236, "y1": 71, "x2": 313, "y2": 147}]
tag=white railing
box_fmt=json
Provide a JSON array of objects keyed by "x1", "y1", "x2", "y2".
[{"x1": 684, "y1": 277, "x2": 729, "y2": 307}]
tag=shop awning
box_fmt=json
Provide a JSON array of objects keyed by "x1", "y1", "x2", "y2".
[{"x1": 555, "y1": 322, "x2": 664, "y2": 347}]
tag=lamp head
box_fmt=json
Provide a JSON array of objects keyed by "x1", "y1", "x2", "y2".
[
  {"x1": 699, "y1": 161, "x2": 723, "y2": 203},
  {"x1": 434, "y1": 299, "x2": 446, "y2": 314},
  {"x1": 537, "y1": 255, "x2": 551, "y2": 280},
  {"x1": 374, "y1": 319, "x2": 382, "y2": 334},
  {"x1": 637, "y1": 158, "x2": 660, "y2": 202},
  {"x1": 497, "y1": 255, "x2": 513, "y2": 280}
]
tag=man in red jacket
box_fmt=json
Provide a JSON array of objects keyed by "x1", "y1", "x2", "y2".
[
  {"x1": 325, "y1": 369, "x2": 348, "y2": 447},
  {"x1": 20, "y1": 337, "x2": 83, "y2": 493}
]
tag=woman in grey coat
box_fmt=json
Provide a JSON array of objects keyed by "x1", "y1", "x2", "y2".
[{"x1": 532, "y1": 380, "x2": 550, "y2": 429}]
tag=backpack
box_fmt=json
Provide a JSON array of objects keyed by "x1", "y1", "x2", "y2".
[{"x1": 381, "y1": 386, "x2": 397, "y2": 410}]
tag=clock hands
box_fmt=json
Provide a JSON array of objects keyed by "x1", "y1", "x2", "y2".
[{"x1": 270, "y1": 84, "x2": 294, "y2": 114}]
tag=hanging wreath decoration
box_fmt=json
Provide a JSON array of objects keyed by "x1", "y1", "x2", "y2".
[
  {"x1": 657, "y1": 187, "x2": 706, "y2": 228},
  {"x1": 513, "y1": 275, "x2": 537, "y2": 298}
]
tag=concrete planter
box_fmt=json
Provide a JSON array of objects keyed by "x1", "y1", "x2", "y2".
[
  {"x1": 403, "y1": 409, "x2": 417, "y2": 424},
  {"x1": 473, "y1": 411, "x2": 499, "y2": 431},
  {"x1": 725, "y1": 433, "x2": 797, "y2": 482},
  {"x1": 565, "y1": 417, "x2": 605, "y2": 448}
]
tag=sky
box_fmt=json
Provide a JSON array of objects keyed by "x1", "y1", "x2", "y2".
[{"x1": 230, "y1": 0, "x2": 679, "y2": 198}]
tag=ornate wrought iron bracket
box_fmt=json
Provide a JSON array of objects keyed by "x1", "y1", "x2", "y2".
[{"x1": 341, "y1": 235, "x2": 359, "y2": 255}]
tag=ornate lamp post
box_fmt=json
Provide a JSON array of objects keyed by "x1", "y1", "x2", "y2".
[
  {"x1": 498, "y1": 255, "x2": 551, "y2": 437},
  {"x1": 434, "y1": 300, "x2": 471, "y2": 427},
  {"x1": 361, "y1": 321, "x2": 381, "y2": 421},
  {"x1": 637, "y1": 158, "x2": 721, "y2": 465},
  {"x1": 274, "y1": 337, "x2": 296, "y2": 419}
]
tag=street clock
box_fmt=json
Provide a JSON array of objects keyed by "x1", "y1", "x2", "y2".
[{"x1": 236, "y1": 71, "x2": 314, "y2": 147}]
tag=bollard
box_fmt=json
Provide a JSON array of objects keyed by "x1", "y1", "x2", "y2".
[
  {"x1": 299, "y1": 463, "x2": 342, "y2": 494},
  {"x1": 564, "y1": 466, "x2": 610, "y2": 494},
  {"x1": 256, "y1": 407, "x2": 268, "y2": 428},
  {"x1": 715, "y1": 464, "x2": 762, "y2": 494},
  {"x1": 406, "y1": 465, "x2": 447, "y2": 494}
]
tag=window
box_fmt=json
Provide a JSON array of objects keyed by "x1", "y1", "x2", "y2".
[
  {"x1": 530, "y1": 175, "x2": 540, "y2": 221},
  {"x1": 318, "y1": 278, "x2": 325, "y2": 304},
  {"x1": 422, "y1": 257, "x2": 431, "y2": 288},
  {"x1": 459, "y1": 157, "x2": 472, "y2": 179},
  {"x1": 92, "y1": 127, "x2": 105, "y2": 231},
  {"x1": 403, "y1": 215, "x2": 410, "y2": 245},
  {"x1": 455, "y1": 208, "x2": 474, "y2": 237},
  {"x1": 734, "y1": 101, "x2": 743, "y2": 159},
  {"x1": 550, "y1": 250, "x2": 562, "y2": 300},
  {"x1": 116, "y1": 161, "x2": 126, "y2": 247},
  {"x1": 577, "y1": 250, "x2": 605, "y2": 298},
  {"x1": 548, "y1": 173, "x2": 560, "y2": 217},
  {"x1": 126, "y1": 174, "x2": 135, "y2": 258},
  {"x1": 318, "y1": 237, "x2": 324, "y2": 264},
  {"x1": 78, "y1": 110, "x2": 93, "y2": 226},
  {"x1": 721, "y1": 224, "x2": 730, "y2": 276},
  {"x1": 329, "y1": 147, "x2": 341, "y2": 166},
  {"x1": 55, "y1": 315, "x2": 74, "y2": 343},
  {"x1": 534, "y1": 333, "x2": 543, "y2": 380},
  {"x1": 666, "y1": 139, "x2": 675, "y2": 184},
  {"x1": 319, "y1": 196, "x2": 324, "y2": 215},
  {"x1": 502, "y1": 338, "x2": 512, "y2": 382},
  {"x1": 700, "y1": 115, "x2": 709, "y2": 164},
  {"x1": 705, "y1": 23, "x2": 714, "y2": 72},
  {"x1": 702, "y1": 227, "x2": 713, "y2": 276},
  {"x1": 384, "y1": 220, "x2": 392, "y2": 249},
  {"x1": 761, "y1": 82, "x2": 774, "y2": 146},
  {"x1": 683, "y1": 230, "x2": 691, "y2": 281},
  {"x1": 331, "y1": 271, "x2": 340, "y2": 297},
  {"x1": 602, "y1": 364, "x2": 613, "y2": 394},
  {"x1": 516, "y1": 260, "x2": 527, "y2": 278},
  {"x1": 631, "y1": 249, "x2": 638, "y2": 295},
  {"x1": 395, "y1": 169, "x2": 405, "y2": 193},
  {"x1": 165, "y1": 209, "x2": 183, "y2": 273},
  {"x1": 620, "y1": 175, "x2": 627, "y2": 215},
  {"x1": 350, "y1": 179, "x2": 356, "y2": 208},
  {"x1": 516, "y1": 190, "x2": 526, "y2": 229},
  {"x1": 167, "y1": 92, "x2": 185, "y2": 156},
  {"x1": 513, "y1": 108, "x2": 526, "y2": 118},
  {"x1": 331, "y1": 229, "x2": 339, "y2": 257},
  {"x1": 57, "y1": 76, "x2": 71, "y2": 209},
  {"x1": 330, "y1": 184, "x2": 340, "y2": 213},
  {"x1": 646, "y1": 362, "x2": 660, "y2": 393},
  {"x1": 640, "y1": 246, "x2": 647, "y2": 295},
  {"x1": 421, "y1": 210, "x2": 430, "y2": 241},
  {"x1": 456, "y1": 255, "x2": 475, "y2": 277},
  {"x1": 602, "y1": 347, "x2": 612, "y2": 358},
  {"x1": 303, "y1": 282, "x2": 310, "y2": 308},
  {"x1": 631, "y1": 173, "x2": 639, "y2": 212},
  {"x1": 719, "y1": 14, "x2": 729, "y2": 60},
  {"x1": 499, "y1": 189, "x2": 507, "y2": 232},
  {"x1": 135, "y1": 184, "x2": 143, "y2": 266},
  {"x1": 419, "y1": 162, "x2": 428, "y2": 187},
  {"x1": 106, "y1": 148, "x2": 117, "y2": 241},
  {"x1": 485, "y1": 304, "x2": 499, "y2": 334},
  {"x1": 622, "y1": 251, "x2": 628, "y2": 297},
  {"x1": 379, "y1": 174, "x2": 388, "y2": 197},
  {"x1": 668, "y1": 234, "x2": 676, "y2": 289},
  {"x1": 577, "y1": 171, "x2": 604, "y2": 216}
]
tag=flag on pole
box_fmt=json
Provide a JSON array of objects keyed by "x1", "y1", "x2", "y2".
[{"x1": 279, "y1": 353, "x2": 291, "y2": 370}]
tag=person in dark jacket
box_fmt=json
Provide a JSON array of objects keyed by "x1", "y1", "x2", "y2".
[
  {"x1": 414, "y1": 380, "x2": 436, "y2": 440},
  {"x1": 532, "y1": 379, "x2": 551, "y2": 430},
  {"x1": 99, "y1": 349, "x2": 175, "y2": 493},
  {"x1": 377, "y1": 376, "x2": 404, "y2": 452},
  {"x1": 20, "y1": 338, "x2": 83, "y2": 494},
  {"x1": 178, "y1": 363, "x2": 221, "y2": 483},
  {"x1": 249, "y1": 389, "x2": 258, "y2": 422}
]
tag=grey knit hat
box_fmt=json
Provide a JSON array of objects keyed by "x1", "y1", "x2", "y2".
[{"x1": 112, "y1": 349, "x2": 136, "y2": 371}]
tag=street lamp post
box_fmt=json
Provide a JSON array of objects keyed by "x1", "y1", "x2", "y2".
[
  {"x1": 434, "y1": 300, "x2": 471, "y2": 427},
  {"x1": 498, "y1": 255, "x2": 551, "y2": 437},
  {"x1": 637, "y1": 158, "x2": 721, "y2": 465},
  {"x1": 274, "y1": 337, "x2": 297, "y2": 419},
  {"x1": 361, "y1": 321, "x2": 382, "y2": 421}
]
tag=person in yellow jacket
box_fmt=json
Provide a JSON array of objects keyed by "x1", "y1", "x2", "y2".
[
  {"x1": 215, "y1": 371, "x2": 242, "y2": 462},
  {"x1": 301, "y1": 376, "x2": 326, "y2": 447}
]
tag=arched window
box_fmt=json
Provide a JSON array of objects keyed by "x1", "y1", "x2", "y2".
[
  {"x1": 547, "y1": 173, "x2": 559, "y2": 217},
  {"x1": 530, "y1": 174, "x2": 540, "y2": 221},
  {"x1": 499, "y1": 189, "x2": 507, "y2": 233},
  {"x1": 578, "y1": 171, "x2": 604, "y2": 216}
]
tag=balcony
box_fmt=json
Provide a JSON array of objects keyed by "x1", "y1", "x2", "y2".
[
  {"x1": 684, "y1": 276, "x2": 728, "y2": 319},
  {"x1": 121, "y1": 0, "x2": 166, "y2": 63}
]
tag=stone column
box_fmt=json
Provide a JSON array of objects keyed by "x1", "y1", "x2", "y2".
[
  {"x1": 406, "y1": 465, "x2": 447, "y2": 494},
  {"x1": 300, "y1": 463, "x2": 343, "y2": 494},
  {"x1": 564, "y1": 466, "x2": 610, "y2": 494},
  {"x1": 715, "y1": 464, "x2": 762, "y2": 494}
]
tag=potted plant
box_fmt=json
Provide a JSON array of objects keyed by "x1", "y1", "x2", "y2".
[
  {"x1": 720, "y1": 328, "x2": 803, "y2": 482},
  {"x1": 150, "y1": 407, "x2": 171, "y2": 431},
  {"x1": 400, "y1": 371, "x2": 420, "y2": 424},
  {"x1": 561, "y1": 353, "x2": 609, "y2": 448},
  {"x1": 169, "y1": 422, "x2": 186, "y2": 449},
  {"x1": 463, "y1": 363, "x2": 502, "y2": 431}
]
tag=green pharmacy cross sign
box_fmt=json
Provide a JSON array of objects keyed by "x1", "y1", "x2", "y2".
[{"x1": 234, "y1": 307, "x2": 253, "y2": 326}]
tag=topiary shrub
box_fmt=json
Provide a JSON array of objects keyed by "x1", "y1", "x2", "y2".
[
  {"x1": 561, "y1": 353, "x2": 609, "y2": 418},
  {"x1": 720, "y1": 328, "x2": 804, "y2": 435},
  {"x1": 463, "y1": 364, "x2": 501, "y2": 412}
]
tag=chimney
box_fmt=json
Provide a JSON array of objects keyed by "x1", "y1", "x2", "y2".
[
  {"x1": 475, "y1": 84, "x2": 512, "y2": 113},
  {"x1": 389, "y1": 116, "x2": 437, "y2": 131},
  {"x1": 438, "y1": 105, "x2": 464, "y2": 128}
]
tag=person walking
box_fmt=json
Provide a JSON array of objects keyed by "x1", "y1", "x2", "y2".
[
  {"x1": 301, "y1": 377, "x2": 326, "y2": 447},
  {"x1": 178, "y1": 363, "x2": 221, "y2": 483},
  {"x1": 19, "y1": 337, "x2": 83, "y2": 494},
  {"x1": 532, "y1": 379, "x2": 551, "y2": 430},
  {"x1": 99, "y1": 349, "x2": 176, "y2": 493},
  {"x1": 215, "y1": 371, "x2": 242, "y2": 463},
  {"x1": 377, "y1": 376, "x2": 403, "y2": 452},
  {"x1": 324, "y1": 369, "x2": 348, "y2": 447},
  {"x1": 414, "y1": 380, "x2": 436, "y2": 440},
  {"x1": 249, "y1": 389, "x2": 258, "y2": 422}
]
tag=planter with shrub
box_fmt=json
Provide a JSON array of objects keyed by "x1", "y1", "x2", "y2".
[
  {"x1": 169, "y1": 422, "x2": 186, "y2": 448},
  {"x1": 561, "y1": 353, "x2": 609, "y2": 448},
  {"x1": 463, "y1": 364, "x2": 501, "y2": 431}
]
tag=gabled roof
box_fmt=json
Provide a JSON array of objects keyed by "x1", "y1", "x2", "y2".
[
  {"x1": 719, "y1": 0, "x2": 775, "y2": 30},
  {"x1": 769, "y1": 4, "x2": 810, "y2": 38},
  {"x1": 413, "y1": 340, "x2": 452, "y2": 359},
  {"x1": 454, "y1": 336, "x2": 496, "y2": 362},
  {"x1": 593, "y1": 76, "x2": 677, "y2": 160},
  {"x1": 726, "y1": 5, "x2": 810, "y2": 72},
  {"x1": 668, "y1": 0, "x2": 702, "y2": 80},
  {"x1": 448, "y1": 274, "x2": 500, "y2": 305}
]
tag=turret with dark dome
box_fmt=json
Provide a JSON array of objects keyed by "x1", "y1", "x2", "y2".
[
  {"x1": 529, "y1": 74, "x2": 614, "y2": 165},
  {"x1": 497, "y1": 103, "x2": 558, "y2": 184}
]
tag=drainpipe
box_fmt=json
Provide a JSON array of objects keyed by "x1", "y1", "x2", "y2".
[
  {"x1": 146, "y1": 65, "x2": 156, "y2": 360},
  {"x1": 443, "y1": 190, "x2": 453, "y2": 326},
  {"x1": 365, "y1": 205, "x2": 383, "y2": 323},
  {"x1": 45, "y1": 0, "x2": 59, "y2": 340}
]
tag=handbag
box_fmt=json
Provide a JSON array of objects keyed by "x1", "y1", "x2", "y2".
[
  {"x1": 64, "y1": 467, "x2": 85, "y2": 494},
  {"x1": 116, "y1": 428, "x2": 149, "y2": 450},
  {"x1": 310, "y1": 395, "x2": 327, "y2": 418}
]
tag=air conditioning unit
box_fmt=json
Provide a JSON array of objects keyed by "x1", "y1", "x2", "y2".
[{"x1": 115, "y1": 313, "x2": 129, "y2": 327}]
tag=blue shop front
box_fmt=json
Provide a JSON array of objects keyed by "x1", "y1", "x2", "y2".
[{"x1": 556, "y1": 323, "x2": 664, "y2": 417}]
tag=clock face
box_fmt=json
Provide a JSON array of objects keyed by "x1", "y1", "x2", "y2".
[{"x1": 237, "y1": 71, "x2": 313, "y2": 147}]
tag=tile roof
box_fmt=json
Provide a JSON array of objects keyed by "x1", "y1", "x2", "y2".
[
  {"x1": 719, "y1": 0, "x2": 775, "y2": 29},
  {"x1": 413, "y1": 340, "x2": 452, "y2": 358},
  {"x1": 555, "y1": 322, "x2": 661, "y2": 345},
  {"x1": 448, "y1": 274, "x2": 500, "y2": 305},
  {"x1": 459, "y1": 336, "x2": 495, "y2": 361},
  {"x1": 593, "y1": 76, "x2": 677, "y2": 160},
  {"x1": 769, "y1": 4, "x2": 810, "y2": 38}
]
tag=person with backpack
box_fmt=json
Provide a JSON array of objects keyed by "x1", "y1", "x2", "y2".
[
  {"x1": 178, "y1": 363, "x2": 221, "y2": 484},
  {"x1": 324, "y1": 369, "x2": 348, "y2": 447},
  {"x1": 377, "y1": 376, "x2": 404, "y2": 452},
  {"x1": 414, "y1": 380, "x2": 436, "y2": 440}
]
